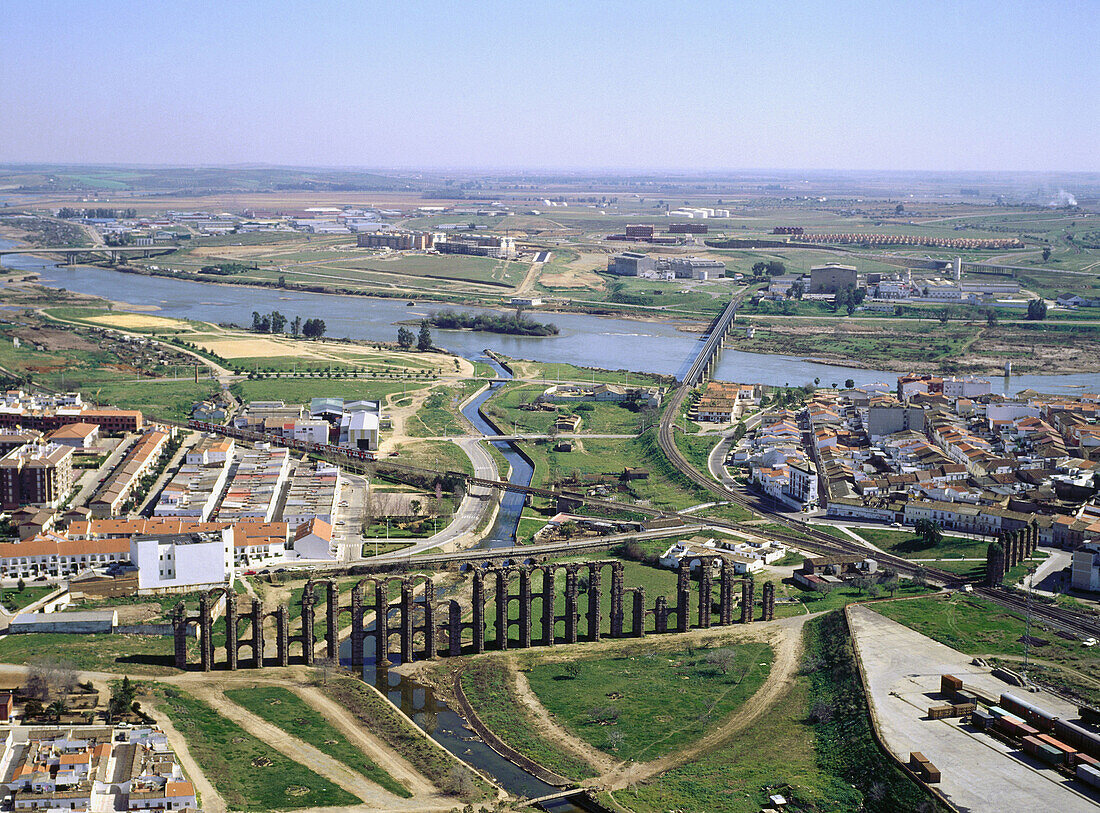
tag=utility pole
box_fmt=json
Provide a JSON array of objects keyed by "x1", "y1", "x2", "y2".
[{"x1": 1023, "y1": 563, "x2": 1036, "y2": 681}]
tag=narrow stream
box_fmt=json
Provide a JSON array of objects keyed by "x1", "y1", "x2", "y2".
[{"x1": 459, "y1": 354, "x2": 535, "y2": 549}]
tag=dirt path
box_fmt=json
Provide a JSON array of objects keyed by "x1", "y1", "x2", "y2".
[
  {"x1": 190, "y1": 683, "x2": 438, "y2": 811},
  {"x1": 596, "y1": 614, "x2": 808, "y2": 790},
  {"x1": 143, "y1": 694, "x2": 229, "y2": 813},
  {"x1": 509, "y1": 664, "x2": 618, "y2": 774},
  {"x1": 288, "y1": 683, "x2": 442, "y2": 799}
]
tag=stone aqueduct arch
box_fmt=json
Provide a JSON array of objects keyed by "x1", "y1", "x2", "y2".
[{"x1": 173, "y1": 558, "x2": 777, "y2": 671}]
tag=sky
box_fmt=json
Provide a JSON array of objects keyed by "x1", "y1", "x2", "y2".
[{"x1": 1, "y1": 0, "x2": 1097, "y2": 172}]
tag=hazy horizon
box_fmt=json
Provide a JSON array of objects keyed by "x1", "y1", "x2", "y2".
[{"x1": 2, "y1": 0, "x2": 1096, "y2": 173}]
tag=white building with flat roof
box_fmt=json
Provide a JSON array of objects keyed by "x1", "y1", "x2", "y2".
[
  {"x1": 131, "y1": 529, "x2": 235, "y2": 593},
  {"x1": 1071, "y1": 543, "x2": 1100, "y2": 592}
]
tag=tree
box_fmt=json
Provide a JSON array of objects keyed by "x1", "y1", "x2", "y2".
[
  {"x1": 291, "y1": 315, "x2": 302, "y2": 337},
  {"x1": 563, "y1": 661, "x2": 581, "y2": 680},
  {"x1": 705, "y1": 647, "x2": 737, "y2": 676},
  {"x1": 938, "y1": 308, "x2": 950, "y2": 324},
  {"x1": 16, "y1": 578, "x2": 24, "y2": 593},
  {"x1": 417, "y1": 322, "x2": 433, "y2": 351},
  {"x1": 766, "y1": 260, "x2": 786, "y2": 276},
  {"x1": 269, "y1": 311, "x2": 287, "y2": 335},
  {"x1": 302, "y1": 318, "x2": 327, "y2": 338},
  {"x1": 251, "y1": 311, "x2": 263, "y2": 332},
  {"x1": 1042, "y1": 246, "x2": 1052, "y2": 262},
  {"x1": 1026, "y1": 298, "x2": 1048, "y2": 321},
  {"x1": 986, "y1": 309, "x2": 998, "y2": 327},
  {"x1": 844, "y1": 378, "x2": 855, "y2": 389},
  {"x1": 789, "y1": 280, "x2": 805, "y2": 300},
  {"x1": 397, "y1": 326, "x2": 414, "y2": 349},
  {"x1": 895, "y1": 203, "x2": 905, "y2": 215},
  {"x1": 914, "y1": 519, "x2": 943, "y2": 548}
]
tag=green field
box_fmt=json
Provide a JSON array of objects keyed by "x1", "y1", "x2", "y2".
[
  {"x1": 619, "y1": 612, "x2": 942, "y2": 813},
  {"x1": 231, "y1": 378, "x2": 415, "y2": 405},
  {"x1": 851, "y1": 527, "x2": 992, "y2": 559},
  {"x1": 156, "y1": 687, "x2": 358, "y2": 810},
  {"x1": 405, "y1": 379, "x2": 483, "y2": 437},
  {"x1": 875, "y1": 594, "x2": 1100, "y2": 706},
  {"x1": 223, "y1": 686, "x2": 410, "y2": 797},
  {"x1": 480, "y1": 381, "x2": 648, "y2": 435},
  {"x1": 525, "y1": 641, "x2": 772, "y2": 762},
  {"x1": 458, "y1": 659, "x2": 598, "y2": 780},
  {"x1": 0, "y1": 632, "x2": 183, "y2": 674}
]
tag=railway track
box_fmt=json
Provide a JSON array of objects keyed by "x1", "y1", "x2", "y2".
[{"x1": 974, "y1": 586, "x2": 1100, "y2": 640}]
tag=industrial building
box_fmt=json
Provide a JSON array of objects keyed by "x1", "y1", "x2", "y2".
[
  {"x1": 434, "y1": 234, "x2": 516, "y2": 259},
  {"x1": 607, "y1": 252, "x2": 657, "y2": 276},
  {"x1": 809, "y1": 264, "x2": 858, "y2": 294},
  {"x1": 669, "y1": 257, "x2": 726, "y2": 280}
]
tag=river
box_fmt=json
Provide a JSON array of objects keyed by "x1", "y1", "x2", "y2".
[{"x1": 6, "y1": 242, "x2": 1100, "y2": 394}]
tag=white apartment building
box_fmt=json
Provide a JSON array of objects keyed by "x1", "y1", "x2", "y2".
[
  {"x1": 130, "y1": 529, "x2": 235, "y2": 593},
  {"x1": 1071, "y1": 543, "x2": 1100, "y2": 592}
]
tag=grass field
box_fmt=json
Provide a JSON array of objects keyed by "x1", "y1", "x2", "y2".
[
  {"x1": 0, "y1": 585, "x2": 57, "y2": 612},
  {"x1": 875, "y1": 593, "x2": 1100, "y2": 706},
  {"x1": 0, "y1": 632, "x2": 182, "y2": 674},
  {"x1": 223, "y1": 686, "x2": 410, "y2": 797},
  {"x1": 618, "y1": 612, "x2": 942, "y2": 813},
  {"x1": 524, "y1": 641, "x2": 773, "y2": 762},
  {"x1": 458, "y1": 659, "x2": 598, "y2": 780},
  {"x1": 156, "y1": 687, "x2": 358, "y2": 810},
  {"x1": 230, "y1": 378, "x2": 414, "y2": 405},
  {"x1": 405, "y1": 379, "x2": 482, "y2": 437},
  {"x1": 851, "y1": 527, "x2": 991, "y2": 559},
  {"x1": 480, "y1": 381, "x2": 647, "y2": 435}
]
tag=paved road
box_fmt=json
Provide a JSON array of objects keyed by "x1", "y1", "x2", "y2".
[
  {"x1": 365, "y1": 438, "x2": 500, "y2": 558},
  {"x1": 848, "y1": 604, "x2": 1100, "y2": 813}
]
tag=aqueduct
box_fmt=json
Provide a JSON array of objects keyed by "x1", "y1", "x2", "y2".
[{"x1": 172, "y1": 560, "x2": 777, "y2": 671}]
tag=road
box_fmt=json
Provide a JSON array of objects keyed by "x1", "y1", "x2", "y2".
[{"x1": 366, "y1": 438, "x2": 500, "y2": 558}]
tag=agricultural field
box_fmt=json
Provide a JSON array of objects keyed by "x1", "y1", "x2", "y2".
[{"x1": 480, "y1": 381, "x2": 650, "y2": 436}]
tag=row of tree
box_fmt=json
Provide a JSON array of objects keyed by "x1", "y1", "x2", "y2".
[{"x1": 251, "y1": 311, "x2": 327, "y2": 338}]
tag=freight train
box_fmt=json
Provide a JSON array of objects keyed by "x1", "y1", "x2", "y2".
[
  {"x1": 187, "y1": 419, "x2": 377, "y2": 462},
  {"x1": 998, "y1": 691, "x2": 1100, "y2": 762}
]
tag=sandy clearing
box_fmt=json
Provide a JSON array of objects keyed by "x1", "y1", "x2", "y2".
[
  {"x1": 193, "y1": 336, "x2": 333, "y2": 359},
  {"x1": 83, "y1": 312, "x2": 189, "y2": 330}
]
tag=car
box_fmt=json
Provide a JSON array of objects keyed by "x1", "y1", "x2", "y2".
[
  {"x1": 1083, "y1": 637, "x2": 1098, "y2": 648},
  {"x1": 243, "y1": 570, "x2": 256, "y2": 576}
]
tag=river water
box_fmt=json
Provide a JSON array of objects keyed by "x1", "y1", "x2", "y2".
[{"x1": 7, "y1": 242, "x2": 1099, "y2": 394}]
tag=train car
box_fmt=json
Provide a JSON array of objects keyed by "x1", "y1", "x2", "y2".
[
  {"x1": 1078, "y1": 763, "x2": 1100, "y2": 790},
  {"x1": 1053, "y1": 718, "x2": 1100, "y2": 760},
  {"x1": 1000, "y1": 692, "x2": 1056, "y2": 732}
]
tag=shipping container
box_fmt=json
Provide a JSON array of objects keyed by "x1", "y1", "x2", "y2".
[
  {"x1": 1022, "y1": 735, "x2": 1043, "y2": 756},
  {"x1": 953, "y1": 702, "x2": 977, "y2": 714},
  {"x1": 909, "y1": 752, "x2": 928, "y2": 767},
  {"x1": 1018, "y1": 723, "x2": 1040, "y2": 737},
  {"x1": 941, "y1": 674, "x2": 964, "y2": 693},
  {"x1": 1038, "y1": 743, "x2": 1066, "y2": 766},
  {"x1": 1037, "y1": 734, "x2": 1076, "y2": 755},
  {"x1": 919, "y1": 763, "x2": 941, "y2": 783},
  {"x1": 1076, "y1": 763, "x2": 1100, "y2": 790},
  {"x1": 1075, "y1": 753, "x2": 1099, "y2": 768},
  {"x1": 989, "y1": 706, "x2": 1009, "y2": 718},
  {"x1": 971, "y1": 708, "x2": 993, "y2": 730},
  {"x1": 928, "y1": 705, "x2": 956, "y2": 720},
  {"x1": 955, "y1": 689, "x2": 979, "y2": 704}
]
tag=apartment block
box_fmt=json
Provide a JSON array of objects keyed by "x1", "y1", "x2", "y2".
[{"x1": 0, "y1": 443, "x2": 75, "y2": 509}]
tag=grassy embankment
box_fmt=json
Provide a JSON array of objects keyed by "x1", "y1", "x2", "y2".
[
  {"x1": 156, "y1": 687, "x2": 359, "y2": 810},
  {"x1": 319, "y1": 675, "x2": 492, "y2": 803},
  {"x1": 617, "y1": 611, "x2": 944, "y2": 813},
  {"x1": 223, "y1": 685, "x2": 411, "y2": 797},
  {"x1": 875, "y1": 593, "x2": 1100, "y2": 707},
  {"x1": 458, "y1": 659, "x2": 599, "y2": 780}
]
